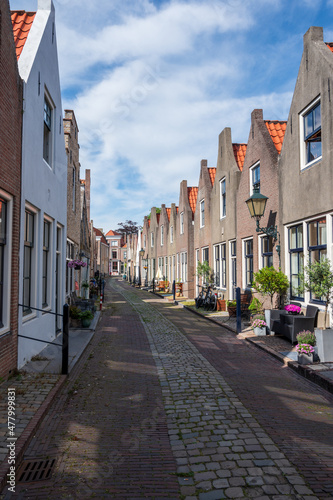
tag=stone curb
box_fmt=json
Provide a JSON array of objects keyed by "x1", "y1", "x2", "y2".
[
  {"x1": 181, "y1": 303, "x2": 333, "y2": 396},
  {"x1": 0, "y1": 375, "x2": 67, "y2": 492}
]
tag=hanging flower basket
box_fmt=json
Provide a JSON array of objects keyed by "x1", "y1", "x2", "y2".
[{"x1": 67, "y1": 260, "x2": 87, "y2": 269}]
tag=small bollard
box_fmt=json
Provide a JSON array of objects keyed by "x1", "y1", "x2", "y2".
[
  {"x1": 62, "y1": 304, "x2": 69, "y2": 375},
  {"x1": 100, "y1": 294, "x2": 103, "y2": 311},
  {"x1": 173, "y1": 280, "x2": 176, "y2": 301}
]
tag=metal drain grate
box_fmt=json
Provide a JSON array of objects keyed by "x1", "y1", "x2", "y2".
[{"x1": 17, "y1": 458, "x2": 56, "y2": 482}]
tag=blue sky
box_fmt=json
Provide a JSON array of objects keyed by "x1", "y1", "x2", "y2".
[{"x1": 10, "y1": 0, "x2": 333, "y2": 232}]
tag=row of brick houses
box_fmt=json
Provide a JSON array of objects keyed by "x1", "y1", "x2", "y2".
[
  {"x1": 133, "y1": 27, "x2": 332, "y2": 329},
  {"x1": 0, "y1": 0, "x2": 100, "y2": 379}
]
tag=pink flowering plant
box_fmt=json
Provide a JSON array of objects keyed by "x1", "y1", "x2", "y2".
[
  {"x1": 295, "y1": 343, "x2": 315, "y2": 356},
  {"x1": 67, "y1": 259, "x2": 87, "y2": 268},
  {"x1": 251, "y1": 318, "x2": 267, "y2": 330},
  {"x1": 284, "y1": 304, "x2": 301, "y2": 314}
]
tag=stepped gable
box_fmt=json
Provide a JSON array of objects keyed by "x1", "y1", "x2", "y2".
[
  {"x1": 188, "y1": 187, "x2": 198, "y2": 214},
  {"x1": 232, "y1": 144, "x2": 247, "y2": 171},
  {"x1": 265, "y1": 120, "x2": 287, "y2": 154},
  {"x1": 11, "y1": 10, "x2": 36, "y2": 60},
  {"x1": 208, "y1": 168, "x2": 216, "y2": 186}
]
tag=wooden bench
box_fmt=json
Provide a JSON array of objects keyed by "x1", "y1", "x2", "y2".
[
  {"x1": 240, "y1": 292, "x2": 252, "y2": 318},
  {"x1": 156, "y1": 280, "x2": 169, "y2": 292}
]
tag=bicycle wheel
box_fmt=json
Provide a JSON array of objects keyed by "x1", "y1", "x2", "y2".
[
  {"x1": 195, "y1": 292, "x2": 203, "y2": 309},
  {"x1": 209, "y1": 294, "x2": 217, "y2": 311},
  {"x1": 204, "y1": 291, "x2": 212, "y2": 311}
]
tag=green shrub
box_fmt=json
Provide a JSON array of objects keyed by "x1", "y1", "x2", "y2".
[
  {"x1": 69, "y1": 306, "x2": 81, "y2": 319},
  {"x1": 248, "y1": 297, "x2": 263, "y2": 314},
  {"x1": 296, "y1": 330, "x2": 316, "y2": 346},
  {"x1": 79, "y1": 310, "x2": 94, "y2": 320}
]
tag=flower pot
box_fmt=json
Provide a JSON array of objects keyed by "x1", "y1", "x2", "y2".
[
  {"x1": 254, "y1": 326, "x2": 266, "y2": 336},
  {"x1": 315, "y1": 328, "x2": 333, "y2": 362},
  {"x1": 81, "y1": 318, "x2": 92, "y2": 328},
  {"x1": 264, "y1": 310, "x2": 271, "y2": 334},
  {"x1": 297, "y1": 353, "x2": 313, "y2": 365},
  {"x1": 227, "y1": 306, "x2": 237, "y2": 317}
]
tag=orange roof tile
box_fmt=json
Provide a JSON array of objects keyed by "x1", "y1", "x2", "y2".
[
  {"x1": 232, "y1": 144, "x2": 247, "y2": 171},
  {"x1": 326, "y1": 43, "x2": 333, "y2": 53},
  {"x1": 208, "y1": 168, "x2": 216, "y2": 186},
  {"x1": 166, "y1": 208, "x2": 171, "y2": 221},
  {"x1": 106, "y1": 229, "x2": 121, "y2": 236},
  {"x1": 148, "y1": 219, "x2": 151, "y2": 227},
  {"x1": 156, "y1": 213, "x2": 160, "y2": 224},
  {"x1": 11, "y1": 11, "x2": 36, "y2": 60},
  {"x1": 265, "y1": 121, "x2": 287, "y2": 154},
  {"x1": 187, "y1": 187, "x2": 198, "y2": 214}
]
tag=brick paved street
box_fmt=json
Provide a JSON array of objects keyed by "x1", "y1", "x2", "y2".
[{"x1": 1, "y1": 277, "x2": 333, "y2": 499}]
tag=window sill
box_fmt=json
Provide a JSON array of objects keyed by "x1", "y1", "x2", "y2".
[
  {"x1": 0, "y1": 328, "x2": 11, "y2": 338},
  {"x1": 22, "y1": 312, "x2": 37, "y2": 323},
  {"x1": 301, "y1": 156, "x2": 322, "y2": 171}
]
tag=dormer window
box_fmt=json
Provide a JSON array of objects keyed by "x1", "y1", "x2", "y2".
[
  {"x1": 200, "y1": 200, "x2": 205, "y2": 228},
  {"x1": 302, "y1": 98, "x2": 322, "y2": 169},
  {"x1": 43, "y1": 95, "x2": 53, "y2": 166}
]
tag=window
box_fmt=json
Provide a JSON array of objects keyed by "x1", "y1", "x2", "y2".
[
  {"x1": 180, "y1": 252, "x2": 187, "y2": 283},
  {"x1": 144, "y1": 234, "x2": 146, "y2": 249},
  {"x1": 0, "y1": 200, "x2": 7, "y2": 327},
  {"x1": 177, "y1": 253, "x2": 180, "y2": 280},
  {"x1": 43, "y1": 96, "x2": 53, "y2": 166},
  {"x1": 308, "y1": 218, "x2": 326, "y2": 263},
  {"x1": 180, "y1": 212, "x2": 184, "y2": 234},
  {"x1": 23, "y1": 210, "x2": 34, "y2": 315},
  {"x1": 230, "y1": 240, "x2": 237, "y2": 299},
  {"x1": 161, "y1": 225, "x2": 164, "y2": 246},
  {"x1": 170, "y1": 226, "x2": 174, "y2": 243},
  {"x1": 302, "y1": 99, "x2": 321, "y2": 168},
  {"x1": 124, "y1": 251, "x2": 127, "y2": 259},
  {"x1": 42, "y1": 220, "x2": 50, "y2": 307},
  {"x1": 151, "y1": 232, "x2": 154, "y2": 247},
  {"x1": 289, "y1": 224, "x2": 304, "y2": 299},
  {"x1": 244, "y1": 239, "x2": 253, "y2": 288},
  {"x1": 220, "y1": 178, "x2": 226, "y2": 218},
  {"x1": 214, "y1": 244, "x2": 226, "y2": 289},
  {"x1": 261, "y1": 236, "x2": 273, "y2": 268},
  {"x1": 66, "y1": 240, "x2": 74, "y2": 295},
  {"x1": 111, "y1": 241, "x2": 118, "y2": 247},
  {"x1": 250, "y1": 162, "x2": 260, "y2": 194},
  {"x1": 200, "y1": 200, "x2": 205, "y2": 228},
  {"x1": 112, "y1": 250, "x2": 117, "y2": 259},
  {"x1": 165, "y1": 257, "x2": 168, "y2": 280},
  {"x1": 112, "y1": 261, "x2": 118, "y2": 272},
  {"x1": 202, "y1": 247, "x2": 209, "y2": 264}
]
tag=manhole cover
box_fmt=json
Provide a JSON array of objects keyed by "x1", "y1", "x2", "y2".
[{"x1": 17, "y1": 458, "x2": 56, "y2": 482}]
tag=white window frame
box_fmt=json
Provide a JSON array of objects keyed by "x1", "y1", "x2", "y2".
[
  {"x1": 200, "y1": 199, "x2": 205, "y2": 228},
  {"x1": 42, "y1": 215, "x2": 53, "y2": 310},
  {"x1": 43, "y1": 90, "x2": 55, "y2": 169},
  {"x1": 0, "y1": 191, "x2": 13, "y2": 336},
  {"x1": 180, "y1": 252, "x2": 187, "y2": 283},
  {"x1": 23, "y1": 203, "x2": 38, "y2": 321},
  {"x1": 300, "y1": 96, "x2": 322, "y2": 171},
  {"x1": 242, "y1": 237, "x2": 253, "y2": 289},
  {"x1": 111, "y1": 240, "x2": 118, "y2": 247},
  {"x1": 170, "y1": 225, "x2": 174, "y2": 243},
  {"x1": 249, "y1": 161, "x2": 260, "y2": 195},
  {"x1": 151, "y1": 232, "x2": 154, "y2": 248},
  {"x1": 214, "y1": 243, "x2": 226, "y2": 289},
  {"x1": 229, "y1": 239, "x2": 237, "y2": 300},
  {"x1": 180, "y1": 212, "x2": 184, "y2": 234},
  {"x1": 220, "y1": 178, "x2": 226, "y2": 219}
]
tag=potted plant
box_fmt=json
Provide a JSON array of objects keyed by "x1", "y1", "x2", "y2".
[
  {"x1": 226, "y1": 300, "x2": 237, "y2": 317},
  {"x1": 252, "y1": 267, "x2": 289, "y2": 332},
  {"x1": 68, "y1": 259, "x2": 87, "y2": 270},
  {"x1": 248, "y1": 297, "x2": 264, "y2": 318},
  {"x1": 284, "y1": 304, "x2": 302, "y2": 315},
  {"x1": 295, "y1": 343, "x2": 315, "y2": 365},
  {"x1": 299, "y1": 258, "x2": 333, "y2": 362},
  {"x1": 251, "y1": 317, "x2": 267, "y2": 336},
  {"x1": 296, "y1": 330, "x2": 318, "y2": 361},
  {"x1": 79, "y1": 310, "x2": 94, "y2": 328},
  {"x1": 69, "y1": 305, "x2": 81, "y2": 328}
]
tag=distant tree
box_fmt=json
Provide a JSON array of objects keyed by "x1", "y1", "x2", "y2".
[{"x1": 117, "y1": 220, "x2": 139, "y2": 235}]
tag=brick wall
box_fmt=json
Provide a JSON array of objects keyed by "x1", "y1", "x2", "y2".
[{"x1": 0, "y1": 0, "x2": 23, "y2": 378}]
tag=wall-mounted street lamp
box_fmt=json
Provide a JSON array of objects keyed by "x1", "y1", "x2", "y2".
[{"x1": 245, "y1": 186, "x2": 281, "y2": 268}]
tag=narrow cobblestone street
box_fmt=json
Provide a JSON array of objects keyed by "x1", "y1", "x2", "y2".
[{"x1": 2, "y1": 277, "x2": 333, "y2": 499}]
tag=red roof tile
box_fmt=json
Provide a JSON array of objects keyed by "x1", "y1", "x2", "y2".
[
  {"x1": 166, "y1": 208, "x2": 171, "y2": 221},
  {"x1": 326, "y1": 43, "x2": 333, "y2": 53},
  {"x1": 208, "y1": 168, "x2": 216, "y2": 186},
  {"x1": 232, "y1": 144, "x2": 247, "y2": 171},
  {"x1": 148, "y1": 219, "x2": 151, "y2": 227},
  {"x1": 106, "y1": 229, "x2": 121, "y2": 236},
  {"x1": 187, "y1": 187, "x2": 198, "y2": 214},
  {"x1": 156, "y1": 213, "x2": 160, "y2": 224},
  {"x1": 265, "y1": 121, "x2": 287, "y2": 154},
  {"x1": 11, "y1": 11, "x2": 36, "y2": 60}
]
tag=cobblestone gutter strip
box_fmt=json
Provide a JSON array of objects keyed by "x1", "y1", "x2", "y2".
[
  {"x1": 0, "y1": 375, "x2": 66, "y2": 492},
  {"x1": 183, "y1": 305, "x2": 237, "y2": 334},
  {"x1": 114, "y1": 282, "x2": 318, "y2": 500}
]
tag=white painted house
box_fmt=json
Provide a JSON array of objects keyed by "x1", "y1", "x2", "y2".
[{"x1": 12, "y1": 0, "x2": 67, "y2": 367}]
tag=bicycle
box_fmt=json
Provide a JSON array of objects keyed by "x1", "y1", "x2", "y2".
[
  {"x1": 203, "y1": 285, "x2": 217, "y2": 311},
  {"x1": 195, "y1": 285, "x2": 205, "y2": 309}
]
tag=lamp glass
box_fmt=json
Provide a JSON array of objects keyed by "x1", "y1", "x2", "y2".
[{"x1": 245, "y1": 191, "x2": 268, "y2": 219}]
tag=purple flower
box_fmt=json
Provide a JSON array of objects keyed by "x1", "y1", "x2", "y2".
[
  {"x1": 295, "y1": 343, "x2": 314, "y2": 355},
  {"x1": 284, "y1": 304, "x2": 301, "y2": 314}
]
